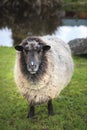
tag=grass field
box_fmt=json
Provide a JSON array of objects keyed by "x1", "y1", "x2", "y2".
[{"x1": 0, "y1": 47, "x2": 87, "y2": 130}]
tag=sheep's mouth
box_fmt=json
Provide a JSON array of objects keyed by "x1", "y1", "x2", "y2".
[
  {"x1": 29, "y1": 71, "x2": 37, "y2": 74},
  {"x1": 27, "y1": 67, "x2": 38, "y2": 75}
]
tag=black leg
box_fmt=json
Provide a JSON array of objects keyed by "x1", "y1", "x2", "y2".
[
  {"x1": 27, "y1": 105, "x2": 35, "y2": 118},
  {"x1": 47, "y1": 100, "x2": 54, "y2": 116}
]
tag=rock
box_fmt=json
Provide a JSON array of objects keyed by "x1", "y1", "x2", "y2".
[{"x1": 68, "y1": 38, "x2": 87, "y2": 55}]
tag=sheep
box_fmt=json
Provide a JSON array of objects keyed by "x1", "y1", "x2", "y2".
[{"x1": 14, "y1": 36, "x2": 74, "y2": 118}]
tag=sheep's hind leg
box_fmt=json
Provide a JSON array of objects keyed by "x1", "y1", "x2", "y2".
[
  {"x1": 47, "y1": 100, "x2": 54, "y2": 116},
  {"x1": 27, "y1": 105, "x2": 35, "y2": 118}
]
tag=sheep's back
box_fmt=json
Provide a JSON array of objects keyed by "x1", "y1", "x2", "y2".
[{"x1": 39, "y1": 36, "x2": 74, "y2": 99}]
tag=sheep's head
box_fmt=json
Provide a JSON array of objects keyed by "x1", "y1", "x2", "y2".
[{"x1": 15, "y1": 40, "x2": 51, "y2": 74}]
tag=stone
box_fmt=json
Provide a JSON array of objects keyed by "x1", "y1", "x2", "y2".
[{"x1": 68, "y1": 38, "x2": 87, "y2": 55}]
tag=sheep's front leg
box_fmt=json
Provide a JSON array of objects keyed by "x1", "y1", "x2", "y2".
[
  {"x1": 27, "y1": 104, "x2": 35, "y2": 118},
  {"x1": 47, "y1": 100, "x2": 54, "y2": 116}
]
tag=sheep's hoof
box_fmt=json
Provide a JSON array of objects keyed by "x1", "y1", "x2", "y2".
[
  {"x1": 48, "y1": 110, "x2": 54, "y2": 116},
  {"x1": 27, "y1": 113, "x2": 34, "y2": 118},
  {"x1": 27, "y1": 105, "x2": 35, "y2": 118}
]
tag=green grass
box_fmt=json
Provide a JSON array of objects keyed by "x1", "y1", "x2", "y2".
[
  {"x1": 63, "y1": 0, "x2": 87, "y2": 12},
  {"x1": 0, "y1": 47, "x2": 87, "y2": 130}
]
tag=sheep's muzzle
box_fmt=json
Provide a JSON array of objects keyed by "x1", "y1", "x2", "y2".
[{"x1": 27, "y1": 61, "x2": 39, "y2": 74}]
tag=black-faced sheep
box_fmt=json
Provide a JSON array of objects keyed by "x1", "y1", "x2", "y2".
[{"x1": 14, "y1": 36, "x2": 74, "y2": 118}]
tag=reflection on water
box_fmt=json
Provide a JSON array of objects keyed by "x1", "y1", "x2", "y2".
[{"x1": 0, "y1": 6, "x2": 87, "y2": 46}]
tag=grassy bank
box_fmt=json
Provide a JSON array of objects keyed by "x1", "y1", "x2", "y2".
[
  {"x1": 0, "y1": 47, "x2": 87, "y2": 130},
  {"x1": 63, "y1": 0, "x2": 87, "y2": 11}
]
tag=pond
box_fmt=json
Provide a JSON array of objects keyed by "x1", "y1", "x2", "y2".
[{"x1": 0, "y1": 5, "x2": 87, "y2": 46}]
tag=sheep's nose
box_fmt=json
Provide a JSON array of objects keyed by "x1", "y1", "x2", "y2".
[
  {"x1": 27, "y1": 61, "x2": 39, "y2": 74},
  {"x1": 29, "y1": 62, "x2": 37, "y2": 70}
]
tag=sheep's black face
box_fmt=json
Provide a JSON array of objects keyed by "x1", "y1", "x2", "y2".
[
  {"x1": 25, "y1": 50, "x2": 41, "y2": 74},
  {"x1": 23, "y1": 44, "x2": 43, "y2": 74},
  {"x1": 15, "y1": 40, "x2": 50, "y2": 75}
]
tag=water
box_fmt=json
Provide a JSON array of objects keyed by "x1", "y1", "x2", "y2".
[
  {"x1": 62, "y1": 19, "x2": 87, "y2": 26},
  {"x1": 0, "y1": 6, "x2": 87, "y2": 47}
]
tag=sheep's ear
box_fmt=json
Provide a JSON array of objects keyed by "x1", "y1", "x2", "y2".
[
  {"x1": 43, "y1": 45, "x2": 51, "y2": 51},
  {"x1": 15, "y1": 45, "x2": 23, "y2": 51}
]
